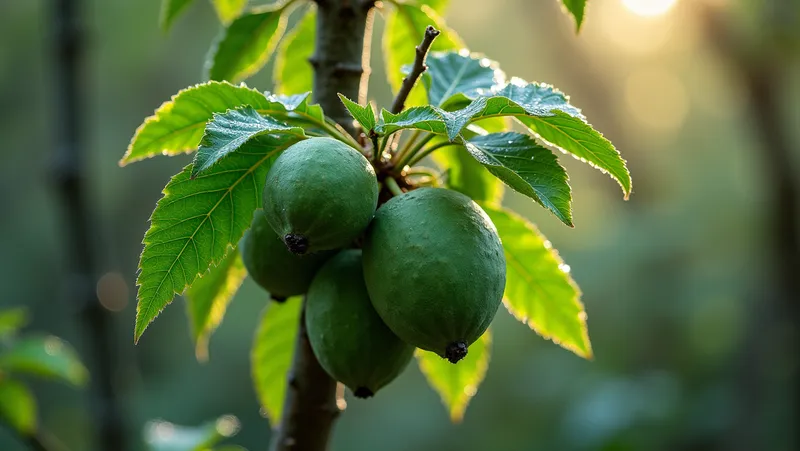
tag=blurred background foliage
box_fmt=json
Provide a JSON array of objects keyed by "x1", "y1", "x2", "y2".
[{"x1": 0, "y1": 0, "x2": 798, "y2": 450}]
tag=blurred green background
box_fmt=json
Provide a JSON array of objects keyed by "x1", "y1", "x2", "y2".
[{"x1": 1, "y1": 0, "x2": 798, "y2": 450}]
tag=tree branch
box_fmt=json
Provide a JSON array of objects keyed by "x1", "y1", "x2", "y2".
[
  {"x1": 390, "y1": 26, "x2": 440, "y2": 114},
  {"x1": 270, "y1": 2, "x2": 375, "y2": 450}
]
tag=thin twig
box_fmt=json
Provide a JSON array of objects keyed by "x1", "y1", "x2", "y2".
[{"x1": 390, "y1": 26, "x2": 440, "y2": 114}]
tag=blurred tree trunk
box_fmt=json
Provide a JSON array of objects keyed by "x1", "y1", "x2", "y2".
[{"x1": 51, "y1": 0, "x2": 127, "y2": 449}]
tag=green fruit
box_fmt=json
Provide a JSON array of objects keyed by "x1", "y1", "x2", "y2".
[
  {"x1": 306, "y1": 250, "x2": 414, "y2": 398},
  {"x1": 263, "y1": 137, "x2": 379, "y2": 255},
  {"x1": 239, "y1": 210, "x2": 333, "y2": 300},
  {"x1": 362, "y1": 188, "x2": 506, "y2": 363}
]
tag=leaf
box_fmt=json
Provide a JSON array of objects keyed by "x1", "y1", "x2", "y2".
[
  {"x1": 433, "y1": 146, "x2": 503, "y2": 206},
  {"x1": 0, "y1": 378, "x2": 36, "y2": 435},
  {"x1": 423, "y1": 51, "x2": 505, "y2": 108},
  {"x1": 193, "y1": 106, "x2": 305, "y2": 176},
  {"x1": 160, "y1": 0, "x2": 197, "y2": 32},
  {"x1": 134, "y1": 134, "x2": 302, "y2": 342},
  {"x1": 121, "y1": 82, "x2": 273, "y2": 165},
  {"x1": 274, "y1": 5, "x2": 315, "y2": 95},
  {"x1": 383, "y1": 3, "x2": 464, "y2": 107},
  {"x1": 416, "y1": 0, "x2": 450, "y2": 14},
  {"x1": 211, "y1": 0, "x2": 248, "y2": 24},
  {"x1": 263, "y1": 91, "x2": 326, "y2": 125},
  {"x1": 560, "y1": 0, "x2": 587, "y2": 31},
  {"x1": 144, "y1": 415, "x2": 240, "y2": 451},
  {"x1": 251, "y1": 297, "x2": 301, "y2": 426},
  {"x1": 185, "y1": 249, "x2": 247, "y2": 362},
  {"x1": 417, "y1": 330, "x2": 491, "y2": 423},
  {"x1": 0, "y1": 336, "x2": 89, "y2": 386},
  {"x1": 484, "y1": 206, "x2": 592, "y2": 358},
  {"x1": 0, "y1": 307, "x2": 29, "y2": 339},
  {"x1": 377, "y1": 106, "x2": 448, "y2": 136},
  {"x1": 465, "y1": 132, "x2": 572, "y2": 226},
  {"x1": 464, "y1": 80, "x2": 632, "y2": 197},
  {"x1": 338, "y1": 94, "x2": 376, "y2": 132},
  {"x1": 206, "y1": 3, "x2": 290, "y2": 83}
]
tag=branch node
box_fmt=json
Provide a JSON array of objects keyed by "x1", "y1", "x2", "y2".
[{"x1": 390, "y1": 26, "x2": 440, "y2": 114}]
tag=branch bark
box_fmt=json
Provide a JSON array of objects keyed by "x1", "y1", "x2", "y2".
[
  {"x1": 50, "y1": 1, "x2": 127, "y2": 450},
  {"x1": 390, "y1": 25, "x2": 440, "y2": 114},
  {"x1": 269, "y1": 1, "x2": 375, "y2": 450}
]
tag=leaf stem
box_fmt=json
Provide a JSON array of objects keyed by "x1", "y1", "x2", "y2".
[
  {"x1": 394, "y1": 133, "x2": 442, "y2": 169},
  {"x1": 390, "y1": 25, "x2": 440, "y2": 114},
  {"x1": 385, "y1": 177, "x2": 405, "y2": 197},
  {"x1": 406, "y1": 140, "x2": 459, "y2": 167}
]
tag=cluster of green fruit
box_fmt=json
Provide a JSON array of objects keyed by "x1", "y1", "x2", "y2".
[{"x1": 240, "y1": 137, "x2": 506, "y2": 398}]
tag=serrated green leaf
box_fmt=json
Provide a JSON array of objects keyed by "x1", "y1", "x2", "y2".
[
  {"x1": 0, "y1": 378, "x2": 36, "y2": 435},
  {"x1": 484, "y1": 207, "x2": 592, "y2": 358},
  {"x1": 338, "y1": 94, "x2": 376, "y2": 131},
  {"x1": 0, "y1": 336, "x2": 89, "y2": 386},
  {"x1": 0, "y1": 307, "x2": 29, "y2": 339},
  {"x1": 383, "y1": 3, "x2": 464, "y2": 107},
  {"x1": 144, "y1": 415, "x2": 240, "y2": 451},
  {"x1": 263, "y1": 91, "x2": 326, "y2": 125},
  {"x1": 424, "y1": 51, "x2": 505, "y2": 108},
  {"x1": 193, "y1": 107, "x2": 305, "y2": 176},
  {"x1": 251, "y1": 297, "x2": 301, "y2": 426},
  {"x1": 186, "y1": 249, "x2": 247, "y2": 362},
  {"x1": 466, "y1": 132, "x2": 572, "y2": 226},
  {"x1": 433, "y1": 146, "x2": 503, "y2": 206},
  {"x1": 206, "y1": 3, "x2": 290, "y2": 83},
  {"x1": 377, "y1": 106, "x2": 448, "y2": 136},
  {"x1": 122, "y1": 82, "x2": 331, "y2": 164},
  {"x1": 121, "y1": 82, "x2": 273, "y2": 165},
  {"x1": 211, "y1": 0, "x2": 248, "y2": 24},
  {"x1": 461, "y1": 80, "x2": 632, "y2": 197},
  {"x1": 560, "y1": 0, "x2": 586, "y2": 31},
  {"x1": 134, "y1": 134, "x2": 302, "y2": 342},
  {"x1": 160, "y1": 0, "x2": 197, "y2": 32},
  {"x1": 417, "y1": 330, "x2": 490, "y2": 423},
  {"x1": 274, "y1": 5, "x2": 315, "y2": 95}
]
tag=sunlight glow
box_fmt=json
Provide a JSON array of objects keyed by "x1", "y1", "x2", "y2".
[{"x1": 622, "y1": 0, "x2": 678, "y2": 17}]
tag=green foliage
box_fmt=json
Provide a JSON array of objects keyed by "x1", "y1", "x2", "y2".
[
  {"x1": 417, "y1": 330, "x2": 490, "y2": 422},
  {"x1": 129, "y1": 0, "x2": 626, "y2": 427},
  {"x1": 193, "y1": 106, "x2": 305, "y2": 176},
  {"x1": 185, "y1": 249, "x2": 247, "y2": 361},
  {"x1": 465, "y1": 132, "x2": 573, "y2": 226},
  {"x1": 121, "y1": 82, "x2": 273, "y2": 165},
  {"x1": 206, "y1": 2, "x2": 292, "y2": 83},
  {"x1": 560, "y1": 0, "x2": 587, "y2": 31},
  {"x1": 144, "y1": 415, "x2": 243, "y2": 451},
  {"x1": 423, "y1": 51, "x2": 504, "y2": 108},
  {"x1": 338, "y1": 94, "x2": 376, "y2": 132},
  {"x1": 0, "y1": 336, "x2": 89, "y2": 386},
  {"x1": 211, "y1": 0, "x2": 248, "y2": 24},
  {"x1": 134, "y1": 134, "x2": 301, "y2": 341},
  {"x1": 160, "y1": 0, "x2": 197, "y2": 32},
  {"x1": 274, "y1": 5, "x2": 316, "y2": 95},
  {"x1": 252, "y1": 297, "x2": 301, "y2": 425},
  {"x1": 0, "y1": 378, "x2": 37, "y2": 435},
  {"x1": 0, "y1": 307, "x2": 29, "y2": 339},
  {"x1": 484, "y1": 206, "x2": 592, "y2": 358},
  {"x1": 384, "y1": 2, "x2": 463, "y2": 106}
]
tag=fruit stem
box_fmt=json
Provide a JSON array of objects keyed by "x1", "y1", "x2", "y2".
[
  {"x1": 405, "y1": 140, "x2": 460, "y2": 168},
  {"x1": 385, "y1": 177, "x2": 405, "y2": 197}
]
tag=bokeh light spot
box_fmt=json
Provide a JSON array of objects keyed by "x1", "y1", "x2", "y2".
[{"x1": 622, "y1": 0, "x2": 678, "y2": 17}]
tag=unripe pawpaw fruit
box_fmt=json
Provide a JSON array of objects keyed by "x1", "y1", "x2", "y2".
[
  {"x1": 239, "y1": 210, "x2": 334, "y2": 300},
  {"x1": 306, "y1": 249, "x2": 414, "y2": 398},
  {"x1": 263, "y1": 137, "x2": 379, "y2": 255},
  {"x1": 362, "y1": 188, "x2": 506, "y2": 363}
]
